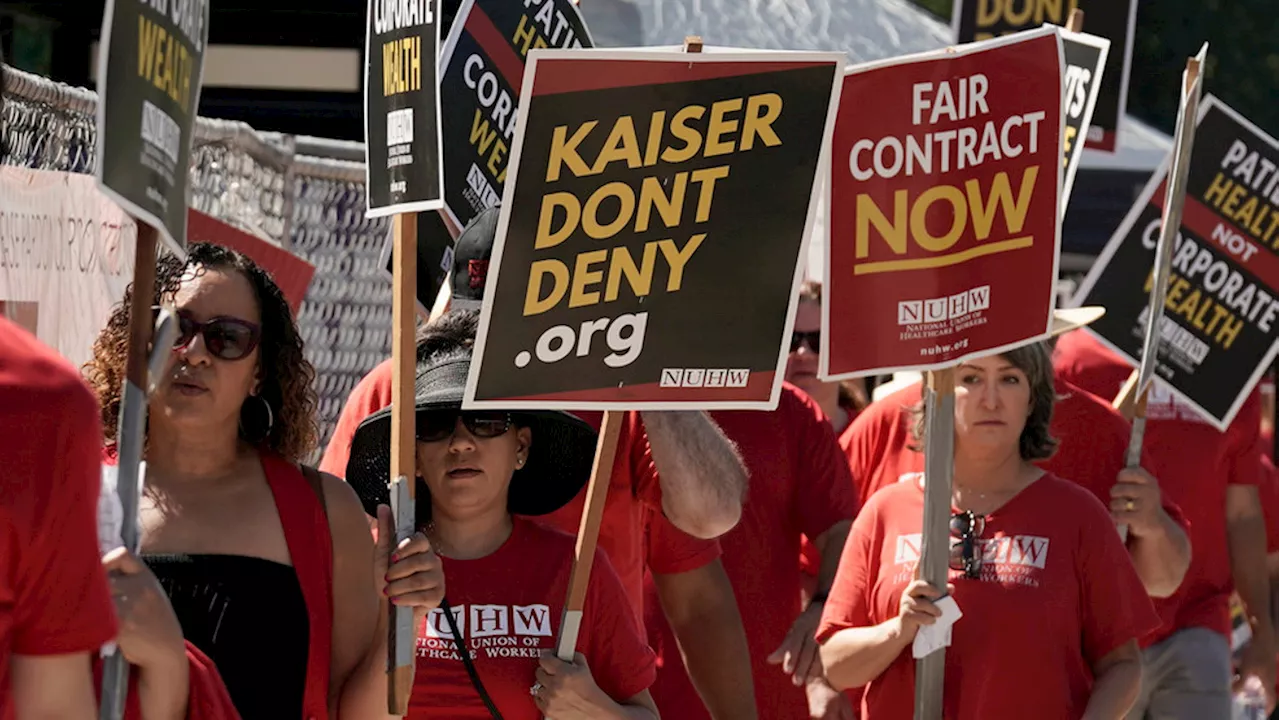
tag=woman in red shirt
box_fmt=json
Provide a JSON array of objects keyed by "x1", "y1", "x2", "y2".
[
  {"x1": 345, "y1": 311, "x2": 659, "y2": 719},
  {"x1": 816, "y1": 341, "x2": 1159, "y2": 719}
]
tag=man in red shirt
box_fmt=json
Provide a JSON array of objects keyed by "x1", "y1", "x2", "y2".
[
  {"x1": 644, "y1": 383, "x2": 860, "y2": 720},
  {"x1": 1054, "y1": 328, "x2": 1276, "y2": 718},
  {"x1": 1, "y1": 316, "x2": 118, "y2": 717},
  {"x1": 841, "y1": 370, "x2": 1191, "y2": 598},
  {"x1": 322, "y1": 208, "x2": 757, "y2": 719}
]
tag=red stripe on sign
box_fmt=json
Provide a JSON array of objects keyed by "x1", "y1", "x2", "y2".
[
  {"x1": 1085, "y1": 128, "x2": 1117, "y2": 153},
  {"x1": 531, "y1": 58, "x2": 835, "y2": 96},
  {"x1": 465, "y1": 5, "x2": 526, "y2": 89},
  {"x1": 492, "y1": 370, "x2": 776, "y2": 404},
  {"x1": 1151, "y1": 184, "x2": 1278, "y2": 291}
]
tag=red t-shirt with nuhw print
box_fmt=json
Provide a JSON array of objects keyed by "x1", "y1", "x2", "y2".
[
  {"x1": 407, "y1": 518, "x2": 655, "y2": 718},
  {"x1": 817, "y1": 474, "x2": 1160, "y2": 720}
]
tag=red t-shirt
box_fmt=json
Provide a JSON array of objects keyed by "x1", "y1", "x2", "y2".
[
  {"x1": 839, "y1": 378, "x2": 1188, "y2": 528},
  {"x1": 318, "y1": 357, "x2": 395, "y2": 478},
  {"x1": 0, "y1": 317, "x2": 117, "y2": 718},
  {"x1": 536, "y1": 411, "x2": 681, "y2": 620},
  {"x1": 643, "y1": 384, "x2": 860, "y2": 720},
  {"x1": 1260, "y1": 455, "x2": 1278, "y2": 555},
  {"x1": 1054, "y1": 329, "x2": 1265, "y2": 644},
  {"x1": 408, "y1": 518, "x2": 655, "y2": 718},
  {"x1": 816, "y1": 474, "x2": 1159, "y2": 720},
  {"x1": 320, "y1": 361, "x2": 720, "y2": 623}
]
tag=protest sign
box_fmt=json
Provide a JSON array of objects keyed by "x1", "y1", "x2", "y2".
[
  {"x1": 1059, "y1": 28, "x2": 1109, "y2": 216},
  {"x1": 187, "y1": 210, "x2": 316, "y2": 313},
  {"x1": 95, "y1": 0, "x2": 209, "y2": 256},
  {"x1": 1072, "y1": 96, "x2": 1279, "y2": 430},
  {"x1": 463, "y1": 48, "x2": 843, "y2": 409},
  {"x1": 821, "y1": 28, "x2": 1064, "y2": 379},
  {"x1": 0, "y1": 167, "x2": 137, "y2": 369},
  {"x1": 438, "y1": 0, "x2": 592, "y2": 233},
  {"x1": 364, "y1": 0, "x2": 444, "y2": 217},
  {"x1": 952, "y1": 0, "x2": 1133, "y2": 153}
]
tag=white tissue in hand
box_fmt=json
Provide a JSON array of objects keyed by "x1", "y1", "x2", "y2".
[{"x1": 911, "y1": 595, "x2": 963, "y2": 659}]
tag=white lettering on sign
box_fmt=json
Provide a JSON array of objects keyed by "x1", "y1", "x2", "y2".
[
  {"x1": 387, "y1": 108, "x2": 414, "y2": 146},
  {"x1": 513, "y1": 313, "x2": 649, "y2": 369},
  {"x1": 140, "y1": 100, "x2": 181, "y2": 165},
  {"x1": 898, "y1": 285, "x2": 990, "y2": 326},
  {"x1": 373, "y1": 0, "x2": 434, "y2": 34},
  {"x1": 660, "y1": 368, "x2": 751, "y2": 388}
]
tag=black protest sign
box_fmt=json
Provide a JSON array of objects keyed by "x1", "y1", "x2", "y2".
[
  {"x1": 365, "y1": 0, "x2": 444, "y2": 217},
  {"x1": 96, "y1": 0, "x2": 209, "y2": 256},
  {"x1": 463, "y1": 50, "x2": 843, "y2": 410},
  {"x1": 952, "y1": 0, "x2": 1134, "y2": 153},
  {"x1": 437, "y1": 0, "x2": 592, "y2": 233},
  {"x1": 380, "y1": 211, "x2": 457, "y2": 314},
  {"x1": 1073, "y1": 96, "x2": 1279, "y2": 429},
  {"x1": 1059, "y1": 29, "x2": 1109, "y2": 216}
]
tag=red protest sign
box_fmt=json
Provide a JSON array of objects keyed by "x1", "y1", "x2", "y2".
[
  {"x1": 821, "y1": 28, "x2": 1064, "y2": 379},
  {"x1": 187, "y1": 210, "x2": 316, "y2": 314}
]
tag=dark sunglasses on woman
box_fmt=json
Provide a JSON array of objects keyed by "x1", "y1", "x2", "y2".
[
  {"x1": 949, "y1": 510, "x2": 985, "y2": 579},
  {"x1": 152, "y1": 306, "x2": 262, "y2": 361},
  {"x1": 416, "y1": 410, "x2": 514, "y2": 443},
  {"x1": 791, "y1": 330, "x2": 820, "y2": 353}
]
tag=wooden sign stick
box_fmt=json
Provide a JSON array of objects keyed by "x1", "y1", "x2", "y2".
[
  {"x1": 914, "y1": 366, "x2": 956, "y2": 720},
  {"x1": 1113, "y1": 46, "x2": 1207, "y2": 542},
  {"x1": 388, "y1": 211, "x2": 419, "y2": 715},
  {"x1": 1065, "y1": 8, "x2": 1084, "y2": 32},
  {"x1": 554, "y1": 410, "x2": 624, "y2": 663},
  {"x1": 99, "y1": 223, "x2": 159, "y2": 720}
]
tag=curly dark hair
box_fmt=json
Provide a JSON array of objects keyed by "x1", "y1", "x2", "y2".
[
  {"x1": 83, "y1": 242, "x2": 319, "y2": 461},
  {"x1": 909, "y1": 342, "x2": 1060, "y2": 462}
]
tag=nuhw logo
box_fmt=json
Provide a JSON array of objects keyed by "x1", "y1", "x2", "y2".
[
  {"x1": 894, "y1": 532, "x2": 1051, "y2": 570},
  {"x1": 898, "y1": 285, "x2": 991, "y2": 325},
  {"x1": 423, "y1": 603, "x2": 553, "y2": 639},
  {"x1": 660, "y1": 368, "x2": 750, "y2": 388}
]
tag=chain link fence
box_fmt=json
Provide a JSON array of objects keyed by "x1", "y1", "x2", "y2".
[{"x1": 1, "y1": 62, "x2": 393, "y2": 461}]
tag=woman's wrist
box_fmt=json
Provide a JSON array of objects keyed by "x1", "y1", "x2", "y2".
[{"x1": 137, "y1": 659, "x2": 190, "y2": 720}]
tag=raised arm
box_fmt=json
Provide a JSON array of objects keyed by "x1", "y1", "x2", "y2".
[
  {"x1": 640, "y1": 411, "x2": 747, "y2": 539},
  {"x1": 1110, "y1": 467, "x2": 1191, "y2": 597}
]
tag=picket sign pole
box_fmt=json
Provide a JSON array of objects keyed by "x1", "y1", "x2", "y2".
[
  {"x1": 99, "y1": 224, "x2": 160, "y2": 720},
  {"x1": 553, "y1": 410, "x2": 625, "y2": 662},
  {"x1": 1112, "y1": 45, "x2": 1208, "y2": 543},
  {"x1": 388, "y1": 211, "x2": 420, "y2": 715},
  {"x1": 913, "y1": 367, "x2": 956, "y2": 720},
  {"x1": 1065, "y1": 8, "x2": 1084, "y2": 32}
]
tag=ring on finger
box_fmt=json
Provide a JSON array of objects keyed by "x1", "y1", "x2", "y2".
[
  {"x1": 530, "y1": 682, "x2": 543, "y2": 697},
  {"x1": 1125, "y1": 499, "x2": 1135, "y2": 512}
]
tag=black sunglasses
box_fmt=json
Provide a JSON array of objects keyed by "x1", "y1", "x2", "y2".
[
  {"x1": 416, "y1": 409, "x2": 514, "y2": 443},
  {"x1": 791, "y1": 330, "x2": 820, "y2": 353},
  {"x1": 153, "y1": 306, "x2": 262, "y2": 361},
  {"x1": 949, "y1": 511, "x2": 985, "y2": 580}
]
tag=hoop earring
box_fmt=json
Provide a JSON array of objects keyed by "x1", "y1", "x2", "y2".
[{"x1": 239, "y1": 395, "x2": 275, "y2": 443}]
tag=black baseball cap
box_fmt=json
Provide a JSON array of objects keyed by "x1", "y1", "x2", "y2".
[{"x1": 450, "y1": 205, "x2": 500, "y2": 311}]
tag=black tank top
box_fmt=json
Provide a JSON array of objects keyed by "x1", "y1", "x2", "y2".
[{"x1": 143, "y1": 553, "x2": 309, "y2": 720}]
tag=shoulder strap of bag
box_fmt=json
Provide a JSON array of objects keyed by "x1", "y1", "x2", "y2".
[{"x1": 441, "y1": 597, "x2": 504, "y2": 720}]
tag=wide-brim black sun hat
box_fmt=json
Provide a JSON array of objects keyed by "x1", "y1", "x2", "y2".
[{"x1": 345, "y1": 353, "x2": 598, "y2": 518}]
